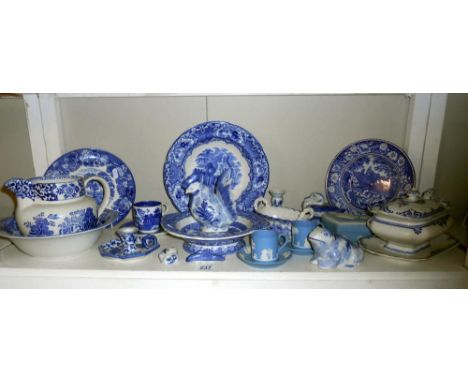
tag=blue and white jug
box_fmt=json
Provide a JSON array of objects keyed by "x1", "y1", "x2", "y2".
[{"x1": 4, "y1": 175, "x2": 111, "y2": 236}]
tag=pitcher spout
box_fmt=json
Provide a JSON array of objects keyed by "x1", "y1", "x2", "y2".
[{"x1": 4, "y1": 178, "x2": 34, "y2": 200}]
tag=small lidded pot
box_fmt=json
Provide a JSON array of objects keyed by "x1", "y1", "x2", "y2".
[{"x1": 367, "y1": 189, "x2": 452, "y2": 254}]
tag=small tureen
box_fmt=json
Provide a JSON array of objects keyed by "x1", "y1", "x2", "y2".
[{"x1": 367, "y1": 189, "x2": 452, "y2": 254}]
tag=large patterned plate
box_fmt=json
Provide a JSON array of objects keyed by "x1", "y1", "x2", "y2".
[
  {"x1": 45, "y1": 148, "x2": 136, "y2": 225},
  {"x1": 163, "y1": 121, "x2": 269, "y2": 212},
  {"x1": 326, "y1": 139, "x2": 415, "y2": 215}
]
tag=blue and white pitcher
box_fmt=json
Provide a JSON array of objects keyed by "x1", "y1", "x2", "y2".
[{"x1": 4, "y1": 175, "x2": 111, "y2": 236}]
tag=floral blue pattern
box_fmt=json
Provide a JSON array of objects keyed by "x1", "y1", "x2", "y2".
[
  {"x1": 58, "y1": 208, "x2": 97, "y2": 235},
  {"x1": 163, "y1": 121, "x2": 269, "y2": 212},
  {"x1": 99, "y1": 238, "x2": 160, "y2": 260},
  {"x1": 4, "y1": 177, "x2": 85, "y2": 201},
  {"x1": 326, "y1": 139, "x2": 415, "y2": 215},
  {"x1": 22, "y1": 208, "x2": 97, "y2": 237},
  {"x1": 45, "y1": 148, "x2": 136, "y2": 224},
  {"x1": 23, "y1": 212, "x2": 57, "y2": 236}
]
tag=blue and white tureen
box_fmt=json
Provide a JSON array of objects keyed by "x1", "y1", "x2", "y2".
[{"x1": 367, "y1": 189, "x2": 452, "y2": 254}]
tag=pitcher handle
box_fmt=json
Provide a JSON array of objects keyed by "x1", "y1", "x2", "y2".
[
  {"x1": 298, "y1": 207, "x2": 314, "y2": 220},
  {"x1": 278, "y1": 234, "x2": 289, "y2": 253},
  {"x1": 254, "y1": 197, "x2": 269, "y2": 211},
  {"x1": 84, "y1": 176, "x2": 112, "y2": 217}
]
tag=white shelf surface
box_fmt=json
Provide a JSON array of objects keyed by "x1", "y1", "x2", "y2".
[{"x1": 0, "y1": 227, "x2": 467, "y2": 288}]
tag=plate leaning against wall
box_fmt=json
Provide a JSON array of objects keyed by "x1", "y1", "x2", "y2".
[
  {"x1": 45, "y1": 148, "x2": 136, "y2": 225},
  {"x1": 326, "y1": 139, "x2": 415, "y2": 215},
  {"x1": 163, "y1": 121, "x2": 270, "y2": 212}
]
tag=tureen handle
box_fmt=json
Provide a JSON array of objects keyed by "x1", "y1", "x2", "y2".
[
  {"x1": 254, "y1": 197, "x2": 269, "y2": 211},
  {"x1": 298, "y1": 207, "x2": 315, "y2": 220},
  {"x1": 84, "y1": 176, "x2": 112, "y2": 217}
]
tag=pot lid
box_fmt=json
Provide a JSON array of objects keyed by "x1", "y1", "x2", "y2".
[{"x1": 371, "y1": 189, "x2": 449, "y2": 222}]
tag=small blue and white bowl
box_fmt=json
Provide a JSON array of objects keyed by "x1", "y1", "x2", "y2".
[{"x1": 254, "y1": 197, "x2": 316, "y2": 240}]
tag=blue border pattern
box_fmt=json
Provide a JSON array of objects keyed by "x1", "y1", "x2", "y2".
[
  {"x1": 45, "y1": 148, "x2": 136, "y2": 225},
  {"x1": 163, "y1": 121, "x2": 269, "y2": 212},
  {"x1": 326, "y1": 139, "x2": 415, "y2": 215}
]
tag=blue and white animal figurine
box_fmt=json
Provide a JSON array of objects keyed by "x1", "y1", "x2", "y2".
[
  {"x1": 308, "y1": 226, "x2": 364, "y2": 269},
  {"x1": 182, "y1": 167, "x2": 237, "y2": 233}
]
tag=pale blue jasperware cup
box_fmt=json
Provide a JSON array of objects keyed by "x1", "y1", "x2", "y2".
[{"x1": 248, "y1": 228, "x2": 289, "y2": 262}]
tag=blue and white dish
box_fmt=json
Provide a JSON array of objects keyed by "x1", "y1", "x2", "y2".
[
  {"x1": 163, "y1": 121, "x2": 269, "y2": 213},
  {"x1": 0, "y1": 209, "x2": 118, "y2": 259},
  {"x1": 326, "y1": 139, "x2": 415, "y2": 215},
  {"x1": 359, "y1": 234, "x2": 458, "y2": 261},
  {"x1": 99, "y1": 238, "x2": 160, "y2": 260},
  {"x1": 45, "y1": 148, "x2": 136, "y2": 225},
  {"x1": 237, "y1": 247, "x2": 292, "y2": 268},
  {"x1": 161, "y1": 211, "x2": 269, "y2": 261},
  {"x1": 254, "y1": 197, "x2": 315, "y2": 241}
]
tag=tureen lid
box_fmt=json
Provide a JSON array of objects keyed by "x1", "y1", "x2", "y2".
[{"x1": 371, "y1": 189, "x2": 449, "y2": 222}]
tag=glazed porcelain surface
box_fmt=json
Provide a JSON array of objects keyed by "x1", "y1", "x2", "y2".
[
  {"x1": 308, "y1": 226, "x2": 364, "y2": 269},
  {"x1": 4, "y1": 176, "x2": 111, "y2": 236},
  {"x1": 99, "y1": 238, "x2": 160, "y2": 260},
  {"x1": 0, "y1": 209, "x2": 118, "y2": 258},
  {"x1": 182, "y1": 168, "x2": 237, "y2": 233},
  {"x1": 161, "y1": 211, "x2": 268, "y2": 260},
  {"x1": 132, "y1": 201, "x2": 167, "y2": 233},
  {"x1": 359, "y1": 234, "x2": 458, "y2": 261},
  {"x1": 237, "y1": 247, "x2": 292, "y2": 268},
  {"x1": 247, "y1": 229, "x2": 289, "y2": 262},
  {"x1": 367, "y1": 189, "x2": 452, "y2": 253},
  {"x1": 326, "y1": 139, "x2": 415, "y2": 215},
  {"x1": 45, "y1": 148, "x2": 136, "y2": 225},
  {"x1": 254, "y1": 197, "x2": 315, "y2": 240},
  {"x1": 163, "y1": 121, "x2": 269, "y2": 213}
]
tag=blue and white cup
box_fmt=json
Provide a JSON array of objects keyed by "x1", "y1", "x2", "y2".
[
  {"x1": 117, "y1": 226, "x2": 138, "y2": 255},
  {"x1": 132, "y1": 201, "x2": 167, "y2": 233},
  {"x1": 291, "y1": 219, "x2": 319, "y2": 250},
  {"x1": 248, "y1": 229, "x2": 289, "y2": 262}
]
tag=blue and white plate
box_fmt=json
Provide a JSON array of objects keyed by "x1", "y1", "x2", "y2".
[
  {"x1": 163, "y1": 121, "x2": 269, "y2": 212},
  {"x1": 237, "y1": 248, "x2": 292, "y2": 268},
  {"x1": 45, "y1": 148, "x2": 136, "y2": 225},
  {"x1": 99, "y1": 239, "x2": 160, "y2": 260},
  {"x1": 326, "y1": 139, "x2": 415, "y2": 215}
]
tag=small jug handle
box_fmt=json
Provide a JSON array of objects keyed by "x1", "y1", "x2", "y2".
[
  {"x1": 254, "y1": 197, "x2": 269, "y2": 211},
  {"x1": 298, "y1": 207, "x2": 314, "y2": 220},
  {"x1": 84, "y1": 176, "x2": 112, "y2": 217}
]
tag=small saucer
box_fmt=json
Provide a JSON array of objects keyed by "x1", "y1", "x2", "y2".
[
  {"x1": 237, "y1": 249, "x2": 292, "y2": 268},
  {"x1": 99, "y1": 239, "x2": 160, "y2": 260},
  {"x1": 288, "y1": 244, "x2": 314, "y2": 256},
  {"x1": 120, "y1": 221, "x2": 165, "y2": 236},
  {"x1": 359, "y1": 234, "x2": 458, "y2": 261}
]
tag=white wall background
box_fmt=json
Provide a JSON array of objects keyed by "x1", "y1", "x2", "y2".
[
  {"x1": 0, "y1": 98, "x2": 35, "y2": 217},
  {"x1": 58, "y1": 94, "x2": 410, "y2": 212},
  {"x1": 4, "y1": 93, "x2": 465, "y2": 228}
]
